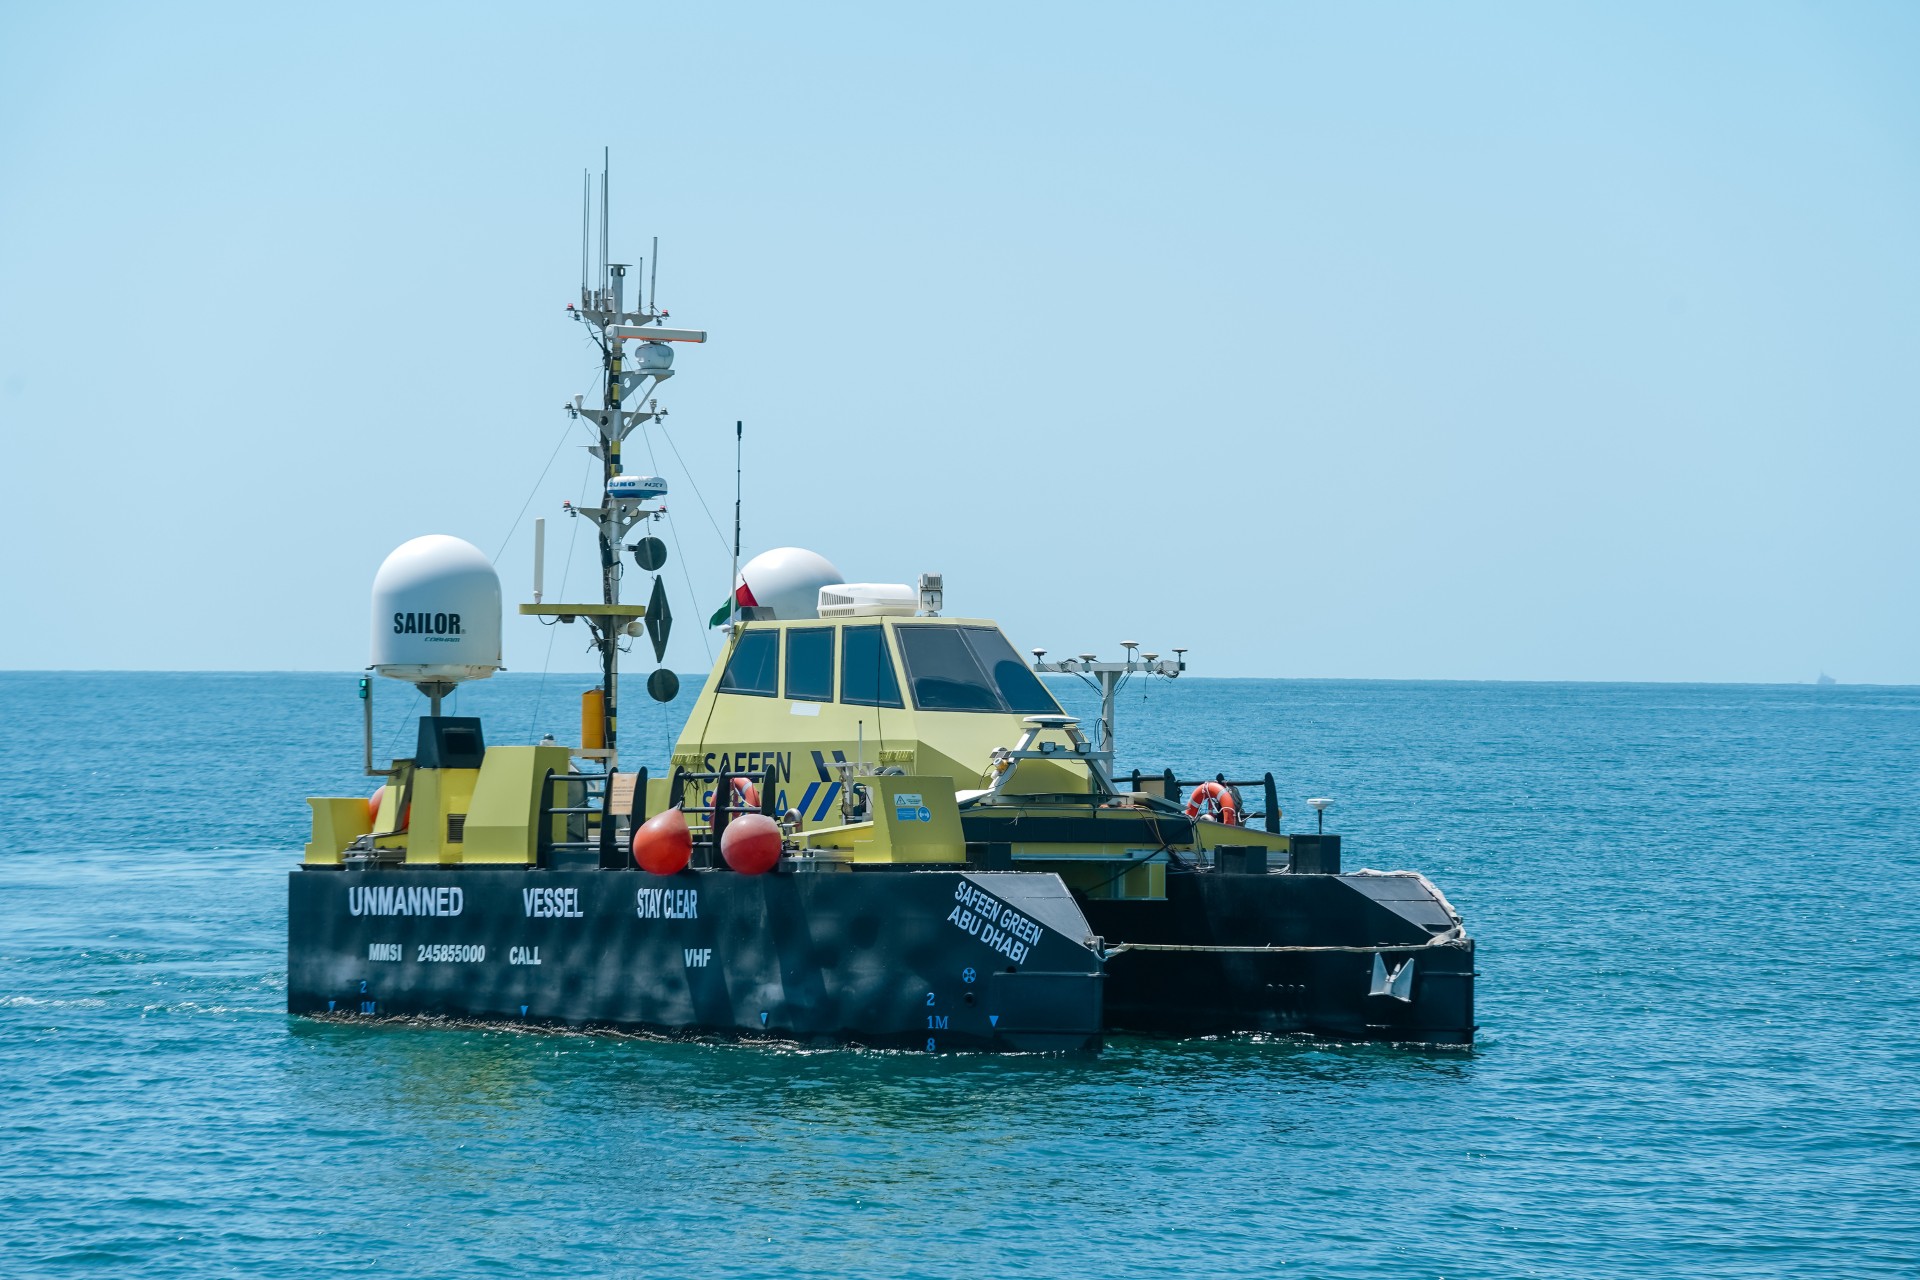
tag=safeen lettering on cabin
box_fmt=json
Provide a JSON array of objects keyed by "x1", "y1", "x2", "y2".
[{"x1": 946, "y1": 880, "x2": 1042, "y2": 964}]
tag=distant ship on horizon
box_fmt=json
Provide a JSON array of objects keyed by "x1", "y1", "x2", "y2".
[{"x1": 1816, "y1": 672, "x2": 1838, "y2": 687}]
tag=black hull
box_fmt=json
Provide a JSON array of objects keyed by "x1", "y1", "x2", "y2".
[
  {"x1": 288, "y1": 865, "x2": 1474, "y2": 1050},
  {"x1": 1082, "y1": 870, "x2": 1475, "y2": 1045},
  {"x1": 288, "y1": 867, "x2": 1104, "y2": 1052}
]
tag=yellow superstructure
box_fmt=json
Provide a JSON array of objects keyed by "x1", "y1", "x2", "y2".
[
  {"x1": 305, "y1": 613, "x2": 1289, "y2": 900},
  {"x1": 669, "y1": 616, "x2": 1091, "y2": 817}
]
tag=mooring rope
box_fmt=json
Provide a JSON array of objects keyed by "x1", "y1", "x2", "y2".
[{"x1": 1101, "y1": 934, "x2": 1466, "y2": 957}]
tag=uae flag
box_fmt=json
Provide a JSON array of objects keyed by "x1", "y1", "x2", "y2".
[{"x1": 709, "y1": 581, "x2": 757, "y2": 627}]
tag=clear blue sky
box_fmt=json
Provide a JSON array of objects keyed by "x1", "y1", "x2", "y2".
[{"x1": 2, "y1": 2, "x2": 1915, "y2": 682}]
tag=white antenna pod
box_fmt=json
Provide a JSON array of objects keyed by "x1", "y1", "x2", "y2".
[
  {"x1": 732, "y1": 547, "x2": 845, "y2": 620},
  {"x1": 371, "y1": 535, "x2": 503, "y2": 704},
  {"x1": 532, "y1": 517, "x2": 545, "y2": 604}
]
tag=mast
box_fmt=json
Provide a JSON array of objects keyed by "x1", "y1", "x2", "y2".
[{"x1": 530, "y1": 152, "x2": 708, "y2": 794}]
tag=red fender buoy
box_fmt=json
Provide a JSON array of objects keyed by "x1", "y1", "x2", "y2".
[
  {"x1": 720, "y1": 812, "x2": 782, "y2": 875},
  {"x1": 1185, "y1": 780, "x2": 1239, "y2": 826},
  {"x1": 367, "y1": 787, "x2": 384, "y2": 824},
  {"x1": 633, "y1": 806, "x2": 693, "y2": 875}
]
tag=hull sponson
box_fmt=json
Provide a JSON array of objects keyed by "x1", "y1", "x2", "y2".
[
  {"x1": 1083, "y1": 871, "x2": 1475, "y2": 1045},
  {"x1": 288, "y1": 868, "x2": 1104, "y2": 1052}
]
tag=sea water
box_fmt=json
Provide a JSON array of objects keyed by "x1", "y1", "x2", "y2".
[{"x1": 0, "y1": 671, "x2": 1914, "y2": 1278}]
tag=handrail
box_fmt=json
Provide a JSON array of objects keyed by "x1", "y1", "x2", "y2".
[
  {"x1": 534, "y1": 765, "x2": 646, "y2": 868},
  {"x1": 1130, "y1": 769, "x2": 1282, "y2": 835}
]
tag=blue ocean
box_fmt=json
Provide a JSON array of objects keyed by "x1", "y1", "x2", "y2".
[{"x1": 0, "y1": 671, "x2": 1914, "y2": 1277}]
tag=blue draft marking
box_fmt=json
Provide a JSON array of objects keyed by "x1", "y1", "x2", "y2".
[
  {"x1": 760, "y1": 1011, "x2": 769, "y2": 1026},
  {"x1": 520, "y1": 1005, "x2": 527, "y2": 1017},
  {"x1": 962, "y1": 967, "x2": 976, "y2": 983},
  {"x1": 988, "y1": 1014, "x2": 999, "y2": 1027},
  {"x1": 327, "y1": 1000, "x2": 335, "y2": 1012}
]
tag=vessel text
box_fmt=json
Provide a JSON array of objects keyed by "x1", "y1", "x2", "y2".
[
  {"x1": 636, "y1": 887, "x2": 698, "y2": 920},
  {"x1": 947, "y1": 881, "x2": 1040, "y2": 965},
  {"x1": 349, "y1": 885, "x2": 464, "y2": 917},
  {"x1": 523, "y1": 887, "x2": 584, "y2": 918},
  {"x1": 416, "y1": 943, "x2": 485, "y2": 962}
]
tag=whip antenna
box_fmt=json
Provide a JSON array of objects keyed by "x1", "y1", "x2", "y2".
[{"x1": 730, "y1": 420, "x2": 742, "y2": 619}]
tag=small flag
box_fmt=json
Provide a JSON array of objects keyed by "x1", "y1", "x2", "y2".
[{"x1": 709, "y1": 581, "x2": 758, "y2": 627}]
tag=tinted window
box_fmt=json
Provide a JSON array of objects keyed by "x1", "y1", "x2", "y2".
[
  {"x1": 896, "y1": 626, "x2": 1002, "y2": 711},
  {"x1": 962, "y1": 626, "x2": 1059, "y2": 714},
  {"x1": 785, "y1": 627, "x2": 834, "y2": 701},
  {"x1": 896, "y1": 625, "x2": 1063, "y2": 714},
  {"x1": 718, "y1": 628, "x2": 777, "y2": 696},
  {"x1": 840, "y1": 625, "x2": 903, "y2": 708}
]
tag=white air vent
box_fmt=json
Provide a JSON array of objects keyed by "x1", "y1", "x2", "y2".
[{"x1": 817, "y1": 583, "x2": 918, "y2": 618}]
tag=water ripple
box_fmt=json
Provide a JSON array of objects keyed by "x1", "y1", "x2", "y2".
[{"x1": 0, "y1": 672, "x2": 1915, "y2": 1277}]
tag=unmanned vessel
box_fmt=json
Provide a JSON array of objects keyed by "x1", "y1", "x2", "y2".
[{"x1": 289, "y1": 159, "x2": 1476, "y2": 1051}]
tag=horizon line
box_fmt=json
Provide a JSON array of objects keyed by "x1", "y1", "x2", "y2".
[{"x1": 0, "y1": 669, "x2": 1908, "y2": 690}]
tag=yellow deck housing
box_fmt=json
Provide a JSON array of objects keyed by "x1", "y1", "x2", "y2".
[
  {"x1": 305, "y1": 614, "x2": 1287, "y2": 897},
  {"x1": 303, "y1": 744, "x2": 572, "y2": 867},
  {"x1": 670, "y1": 617, "x2": 1090, "y2": 816}
]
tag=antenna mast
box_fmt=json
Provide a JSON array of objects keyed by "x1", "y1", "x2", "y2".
[{"x1": 529, "y1": 150, "x2": 709, "y2": 818}]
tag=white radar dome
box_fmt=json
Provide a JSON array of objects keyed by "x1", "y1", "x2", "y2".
[
  {"x1": 607, "y1": 474, "x2": 668, "y2": 502},
  {"x1": 370, "y1": 534, "x2": 503, "y2": 685},
  {"x1": 735, "y1": 547, "x2": 844, "y2": 620}
]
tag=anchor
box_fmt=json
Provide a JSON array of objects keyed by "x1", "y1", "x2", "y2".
[{"x1": 1369, "y1": 954, "x2": 1415, "y2": 1002}]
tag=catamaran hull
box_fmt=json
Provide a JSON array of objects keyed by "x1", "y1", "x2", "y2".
[
  {"x1": 288, "y1": 864, "x2": 1474, "y2": 1049},
  {"x1": 1082, "y1": 871, "x2": 1476, "y2": 1046},
  {"x1": 287, "y1": 867, "x2": 1105, "y2": 1052}
]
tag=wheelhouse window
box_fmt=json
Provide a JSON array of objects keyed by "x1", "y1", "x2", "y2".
[
  {"x1": 894, "y1": 625, "x2": 1061, "y2": 714},
  {"x1": 717, "y1": 627, "x2": 778, "y2": 697},
  {"x1": 840, "y1": 625, "x2": 903, "y2": 708},
  {"x1": 965, "y1": 626, "x2": 1059, "y2": 713},
  {"x1": 785, "y1": 627, "x2": 834, "y2": 702}
]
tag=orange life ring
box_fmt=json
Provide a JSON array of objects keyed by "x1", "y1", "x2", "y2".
[
  {"x1": 1185, "y1": 780, "x2": 1239, "y2": 826},
  {"x1": 728, "y1": 777, "x2": 761, "y2": 811}
]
